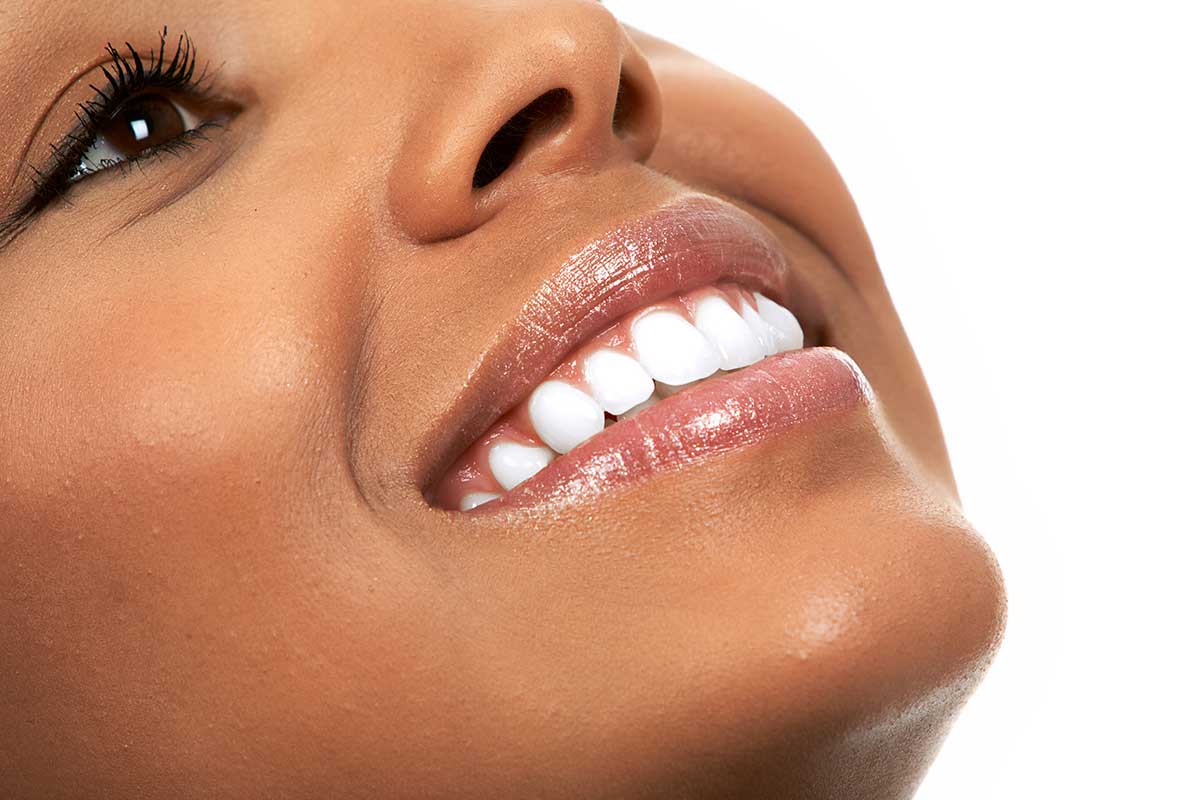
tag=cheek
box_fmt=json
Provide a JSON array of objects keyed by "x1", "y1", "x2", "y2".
[
  {"x1": 0, "y1": 288, "x2": 340, "y2": 716},
  {"x1": 0, "y1": 225, "x2": 370, "y2": 539},
  {"x1": 0, "y1": 240, "x2": 430, "y2": 791},
  {"x1": 3, "y1": 300, "x2": 309, "y2": 515}
]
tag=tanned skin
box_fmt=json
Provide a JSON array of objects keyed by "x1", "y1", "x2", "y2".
[{"x1": 0, "y1": 1, "x2": 1004, "y2": 797}]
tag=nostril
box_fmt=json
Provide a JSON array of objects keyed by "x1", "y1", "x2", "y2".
[
  {"x1": 473, "y1": 88, "x2": 573, "y2": 190},
  {"x1": 611, "y1": 70, "x2": 639, "y2": 137}
]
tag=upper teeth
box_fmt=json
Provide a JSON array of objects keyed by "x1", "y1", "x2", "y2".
[
  {"x1": 528, "y1": 380, "x2": 606, "y2": 454},
  {"x1": 754, "y1": 294, "x2": 806, "y2": 352},
  {"x1": 438, "y1": 283, "x2": 806, "y2": 511},
  {"x1": 488, "y1": 441, "x2": 555, "y2": 491},
  {"x1": 582, "y1": 349, "x2": 656, "y2": 416},
  {"x1": 693, "y1": 294, "x2": 766, "y2": 369},
  {"x1": 631, "y1": 310, "x2": 723, "y2": 385}
]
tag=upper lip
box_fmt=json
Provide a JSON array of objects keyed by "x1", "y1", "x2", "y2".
[{"x1": 419, "y1": 191, "x2": 824, "y2": 494}]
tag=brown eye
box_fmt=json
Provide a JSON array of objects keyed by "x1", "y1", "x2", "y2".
[
  {"x1": 74, "y1": 93, "x2": 200, "y2": 180},
  {"x1": 101, "y1": 95, "x2": 186, "y2": 156}
]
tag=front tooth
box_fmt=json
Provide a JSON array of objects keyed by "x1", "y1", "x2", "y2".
[
  {"x1": 631, "y1": 311, "x2": 721, "y2": 386},
  {"x1": 618, "y1": 395, "x2": 659, "y2": 420},
  {"x1": 488, "y1": 441, "x2": 555, "y2": 491},
  {"x1": 739, "y1": 300, "x2": 778, "y2": 356},
  {"x1": 528, "y1": 380, "x2": 606, "y2": 454},
  {"x1": 583, "y1": 349, "x2": 655, "y2": 415},
  {"x1": 460, "y1": 492, "x2": 501, "y2": 511},
  {"x1": 753, "y1": 293, "x2": 805, "y2": 352},
  {"x1": 693, "y1": 295, "x2": 766, "y2": 369}
]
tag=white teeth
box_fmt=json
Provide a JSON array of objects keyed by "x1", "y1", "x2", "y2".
[
  {"x1": 693, "y1": 295, "x2": 766, "y2": 370},
  {"x1": 460, "y1": 492, "x2": 501, "y2": 511},
  {"x1": 488, "y1": 441, "x2": 555, "y2": 491},
  {"x1": 739, "y1": 300, "x2": 778, "y2": 356},
  {"x1": 631, "y1": 311, "x2": 721, "y2": 386},
  {"x1": 445, "y1": 283, "x2": 811, "y2": 509},
  {"x1": 618, "y1": 394, "x2": 659, "y2": 420},
  {"x1": 583, "y1": 349, "x2": 655, "y2": 415},
  {"x1": 753, "y1": 293, "x2": 805, "y2": 352},
  {"x1": 528, "y1": 380, "x2": 605, "y2": 454}
]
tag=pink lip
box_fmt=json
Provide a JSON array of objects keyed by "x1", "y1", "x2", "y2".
[
  {"x1": 422, "y1": 192, "x2": 826, "y2": 497},
  {"x1": 482, "y1": 348, "x2": 870, "y2": 510}
]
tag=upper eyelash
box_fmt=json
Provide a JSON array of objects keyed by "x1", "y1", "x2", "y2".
[{"x1": 0, "y1": 28, "x2": 216, "y2": 249}]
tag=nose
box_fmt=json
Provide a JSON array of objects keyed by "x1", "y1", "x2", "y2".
[{"x1": 386, "y1": 0, "x2": 663, "y2": 242}]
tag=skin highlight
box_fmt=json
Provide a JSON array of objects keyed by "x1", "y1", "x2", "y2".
[{"x1": 0, "y1": 1, "x2": 1005, "y2": 798}]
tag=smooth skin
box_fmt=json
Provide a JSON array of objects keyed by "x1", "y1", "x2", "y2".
[{"x1": 0, "y1": 1, "x2": 1005, "y2": 797}]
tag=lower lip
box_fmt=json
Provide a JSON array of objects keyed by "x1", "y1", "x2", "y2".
[{"x1": 480, "y1": 348, "x2": 872, "y2": 510}]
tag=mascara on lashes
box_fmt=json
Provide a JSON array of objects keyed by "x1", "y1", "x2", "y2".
[{"x1": 0, "y1": 28, "x2": 228, "y2": 249}]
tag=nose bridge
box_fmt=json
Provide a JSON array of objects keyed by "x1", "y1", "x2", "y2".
[{"x1": 385, "y1": 0, "x2": 662, "y2": 243}]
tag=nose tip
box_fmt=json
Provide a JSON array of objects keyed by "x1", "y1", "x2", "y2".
[{"x1": 386, "y1": 1, "x2": 662, "y2": 243}]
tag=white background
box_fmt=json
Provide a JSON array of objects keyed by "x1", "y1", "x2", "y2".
[{"x1": 609, "y1": 1, "x2": 1198, "y2": 797}]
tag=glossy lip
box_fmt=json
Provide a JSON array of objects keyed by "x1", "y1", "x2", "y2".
[
  {"x1": 482, "y1": 348, "x2": 871, "y2": 511},
  {"x1": 421, "y1": 192, "x2": 828, "y2": 499}
]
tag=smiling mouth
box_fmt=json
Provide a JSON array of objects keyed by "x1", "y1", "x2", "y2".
[
  {"x1": 435, "y1": 281, "x2": 810, "y2": 510},
  {"x1": 426, "y1": 194, "x2": 868, "y2": 512}
]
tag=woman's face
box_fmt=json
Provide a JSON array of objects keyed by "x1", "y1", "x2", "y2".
[{"x1": 0, "y1": 1, "x2": 1004, "y2": 796}]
